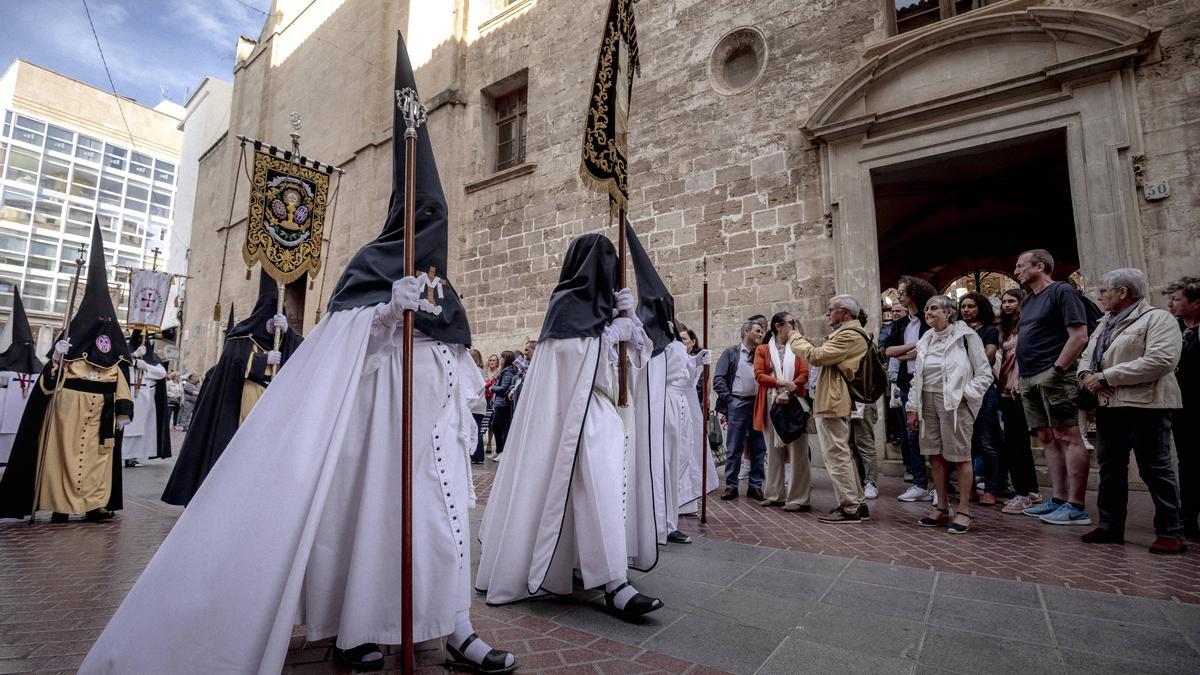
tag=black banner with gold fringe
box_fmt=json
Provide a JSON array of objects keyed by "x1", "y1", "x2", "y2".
[{"x1": 579, "y1": 0, "x2": 639, "y2": 211}]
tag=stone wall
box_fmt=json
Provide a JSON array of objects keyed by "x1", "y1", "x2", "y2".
[{"x1": 180, "y1": 0, "x2": 1200, "y2": 375}]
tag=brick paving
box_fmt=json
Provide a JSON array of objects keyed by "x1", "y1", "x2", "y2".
[{"x1": 1, "y1": 440, "x2": 1198, "y2": 673}]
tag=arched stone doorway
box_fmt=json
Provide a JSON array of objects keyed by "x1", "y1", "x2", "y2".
[{"x1": 802, "y1": 7, "x2": 1160, "y2": 328}]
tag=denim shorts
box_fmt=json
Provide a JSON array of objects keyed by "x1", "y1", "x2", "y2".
[{"x1": 1018, "y1": 367, "x2": 1078, "y2": 430}]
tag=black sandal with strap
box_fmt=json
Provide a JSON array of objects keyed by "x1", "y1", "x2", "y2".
[
  {"x1": 331, "y1": 642, "x2": 384, "y2": 671},
  {"x1": 604, "y1": 581, "x2": 664, "y2": 620},
  {"x1": 918, "y1": 506, "x2": 950, "y2": 528},
  {"x1": 446, "y1": 632, "x2": 518, "y2": 674},
  {"x1": 948, "y1": 511, "x2": 973, "y2": 534}
]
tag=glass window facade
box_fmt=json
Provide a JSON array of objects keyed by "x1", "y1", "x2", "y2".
[{"x1": 0, "y1": 109, "x2": 177, "y2": 319}]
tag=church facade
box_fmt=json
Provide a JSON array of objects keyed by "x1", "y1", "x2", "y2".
[{"x1": 181, "y1": 0, "x2": 1200, "y2": 376}]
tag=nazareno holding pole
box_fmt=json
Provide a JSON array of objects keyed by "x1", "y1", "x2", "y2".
[
  {"x1": 80, "y1": 31, "x2": 517, "y2": 675},
  {"x1": 0, "y1": 219, "x2": 133, "y2": 525}
]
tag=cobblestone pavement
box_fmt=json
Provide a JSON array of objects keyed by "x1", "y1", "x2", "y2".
[{"x1": 2, "y1": 441, "x2": 1199, "y2": 674}]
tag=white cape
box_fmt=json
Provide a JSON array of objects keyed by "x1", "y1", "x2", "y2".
[
  {"x1": 0, "y1": 371, "x2": 33, "y2": 464},
  {"x1": 673, "y1": 344, "x2": 719, "y2": 512},
  {"x1": 121, "y1": 361, "x2": 166, "y2": 460},
  {"x1": 81, "y1": 306, "x2": 482, "y2": 674},
  {"x1": 475, "y1": 334, "x2": 650, "y2": 604},
  {"x1": 628, "y1": 351, "x2": 669, "y2": 567}
]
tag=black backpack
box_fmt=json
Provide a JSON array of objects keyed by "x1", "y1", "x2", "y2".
[
  {"x1": 837, "y1": 327, "x2": 888, "y2": 404},
  {"x1": 1076, "y1": 287, "x2": 1104, "y2": 335}
]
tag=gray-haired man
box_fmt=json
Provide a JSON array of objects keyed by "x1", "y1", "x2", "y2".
[{"x1": 713, "y1": 321, "x2": 767, "y2": 500}]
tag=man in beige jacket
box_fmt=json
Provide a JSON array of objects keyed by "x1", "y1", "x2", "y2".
[{"x1": 789, "y1": 294, "x2": 869, "y2": 523}]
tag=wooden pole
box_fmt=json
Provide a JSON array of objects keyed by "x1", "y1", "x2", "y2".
[
  {"x1": 396, "y1": 86, "x2": 426, "y2": 675},
  {"x1": 617, "y1": 205, "x2": 629, "y2": 407},
  {"x1": 29, "y1": 246, "x2": 86, "y2": 523},
  {"x1": 701, "y1": 256, "x2": 709, "y2": 524}
]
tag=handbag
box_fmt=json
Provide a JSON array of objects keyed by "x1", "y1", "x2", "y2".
[
  {"x1": 769, "y1": 393, "x2": 809, "y2": 444},
  {"x1": 707, "y1": 414, "x2": 728, "y2": 466}
]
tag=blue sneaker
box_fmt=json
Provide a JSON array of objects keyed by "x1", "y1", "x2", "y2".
[
  {"x1": 1022, "y1": 500, "x2": 1060, "y2": 517},
  {"x1": 1039, "y1": 503, "x2": 1092, "y2": 526}
]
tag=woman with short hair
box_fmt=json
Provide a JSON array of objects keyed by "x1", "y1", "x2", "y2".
[
  {"x1": 907, "y1": 295, "x2": 993, "y2": 533},
  {"x1": 1079, "y1": 268, "x2": 1187, "y2": 554}
]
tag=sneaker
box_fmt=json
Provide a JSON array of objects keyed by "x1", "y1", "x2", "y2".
[
  {"x1": 1028, "y1": 492, "x2": 1044, "y2": 504},
  {"x1": 857, "y1": 503, "x2": 870, "y2": 521},
  {"x1": 1039, "y1": 503, "x2": 1092, "y2": 526},
  {"x1": 1001, "y1": 495, "x2": 1033, "y2": 515},
  {"x1": 864, "y1": 482, "x2": 879, "y2": 500},
  {"x1": 979, "y1": 492, "x2": 996, "y2": 507},
  {"x1": 898, "y1": 485, "x2": 931, "y2": 502},
  {"x1": 817, "y1": 508, "x2": 862, "y2": 524},
  {"x1": 1023, "y1": 500, "x2": 1061, "y2": 517},
  {"x1": 490, "y1": 453, "x2": 502, "y2": 462}
]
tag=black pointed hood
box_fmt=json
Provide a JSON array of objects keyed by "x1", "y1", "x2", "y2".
[
  {"x1": 0, "y1": 287, "x2": 43, "y2": 374},
  {"x1": 227, "y1": 271, "x2": 278, "y2": 346},
  {"x1": 325, "y1": 31, "x2": 471, "y2": 346},
  {"x1": 60, "y1": 220, "x2": 130, "y2": 368},
  {"x1": 127, "y1": 329, "x2": 163, "y2": 367},
  {"x1": 625, "y1": 220, "x2": 678, "y2": 356},
  {"x1": 538, "y1": 233, "x2": 619, "y2": 341},
  {"x1": 225, "y1": 303, "x2": 236, "y2": 336}
]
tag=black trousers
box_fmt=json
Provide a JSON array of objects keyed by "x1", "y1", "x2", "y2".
[
  {"x1": 999, "y1": 394, "x2": 1039, "y2": 496},
  {"x1": 471, "y1": 414, "x2": 486, "y2": 462},
  {"x1": 1096, "y1": 407, "x2": 1184, "y2": 539},
  {"x1": 491, "y1": 404, "x2": 513, "y2": 455},
  {"x1": 1173, "y1": 403, "x2": 1199, "y2": 535}
]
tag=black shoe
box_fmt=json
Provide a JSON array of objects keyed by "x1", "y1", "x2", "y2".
[
  {"x1": 123, "y1": 459, "x2": 141, "y2": 468},
  {"x1": 817, "y1": 509, "x2": 862, "y2": 524},
  {"x1": 667, "y1": 530, "x2": 692, "y2": 544},
  {"x1": 857, "y1": 504, "x2": 870, "y2": 521},
  {"x1": 719, "y1": 488, "x2": 738, "y2": 500},
  {"x1": 50, "y1": 512, "x2": 69, "y2": 524},
  {"x1": 84, "y1": 508, "x2": 115, "y2": 523},
  {"x1": 604, "y1": 582, "x2": 663, "y2": 619},
  {"x1": 332, "y1": 643, "x2": 384, "y2": 671},
  {"x1": 446, "y1": 633, "x2": 518, "y2": 674}
]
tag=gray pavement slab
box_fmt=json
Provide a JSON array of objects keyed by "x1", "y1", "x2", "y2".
[
  {"x1": 642, "y1": 611, "x2": 785, "y2": 675},
  {"x1": 918, "y1": 626, "x2": 1063, "y2": 674},
  {"x1": 789, "y1": 603, "x2": 924, "y2": 661},
  {"x1": 1048, "y1": 612, "x2": 1199, "y2": 669},
  {"x1": 933, "y1": 572, "x2": 1042, "y2": 608},
  {"x1": 758, "y1": 636, "x2": 915, "y2": 675},
  {"x1": 820, "y1": 579, "x2": 931, "y2": 623}
]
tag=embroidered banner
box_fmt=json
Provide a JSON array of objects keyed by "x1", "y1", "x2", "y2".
[
  {"x1": 579, "y1": 0, "x2": 640, "y2": 212},
  {"x1": 126, "y1": 269, "x2": 172, "y2": 329},
  {"x1": 243, "y1": 149, "x2": 329, "y2": 284}
]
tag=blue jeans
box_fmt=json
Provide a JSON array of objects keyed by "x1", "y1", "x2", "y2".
[
  {"x1": 972, "y1": 384, "x2": 1003, "y2": 493},
  {"x1": 723, "y1": 397, "x2": 766, "y2": 491},
  {"x1": 898, "y1": 388, "x2": 928, "y2": 489}
]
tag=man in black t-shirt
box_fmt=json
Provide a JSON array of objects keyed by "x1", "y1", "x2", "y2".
[{"x1": 1013, "y1": 249, "x2": 1093, "y2": 526}]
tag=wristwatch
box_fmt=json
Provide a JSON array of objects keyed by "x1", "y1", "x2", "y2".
[
  {"x1": 1053, "y1": 365, "x2": 1066, "y2": 376},
  {"x1": 1097, "y1": 372, "x2": 1109, "y2": 387}
]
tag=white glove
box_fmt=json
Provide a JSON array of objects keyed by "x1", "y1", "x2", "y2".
[
  {"x1": 266, "y1": 313, "x2": 288, "y2": 334},
  {"x1": 614, "y1": 288, "x2": 635, "y2": 315},
  {"x1": 691, "y1": 349, "x2": 712, "y2": 367},
  {"x1": 377, "y1": 276, "x2": 423, "y2": 325},
  {"x1": 53, "y1": 339, "x2": 71, "y2": 362},
  {"x1": 132, "y1": 346, "x2": 147, "y2": 358},
  {"x1": 608, "y1": 316, "x2": 639, "y2": 343},
  {"x1": 266, "y1": 350, "x2": 282, "y2": 366},
  {"x1": 116, "y1": 418, "x2": 130, "y2": 431}
]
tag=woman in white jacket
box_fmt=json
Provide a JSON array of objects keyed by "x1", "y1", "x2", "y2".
[{"x1": 906, "y1": 295, "x2": 993, "y2": 533}]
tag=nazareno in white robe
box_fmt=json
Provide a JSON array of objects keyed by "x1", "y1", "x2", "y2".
[
  {"x1": 121, "y1": 360, "x2": 167, "y2": 460},
  {"x1": 671, "y1": 342, "x2": 719, "y2": 514},
  {"x1": 0, "y1": 371, "x2": 34, "y2": 464},
  {"x1": 475, "y1": 330, "x2": 651, "y2": 604},
  {"x1": 629, "y1": 349, "x2": 671, "y2": 563},
  {"x1": 80, "y1": 305, "x2": 482, "y2": 674}
]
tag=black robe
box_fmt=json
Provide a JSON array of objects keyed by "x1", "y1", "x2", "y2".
[
  {"x1": 160, "y1": 332, "x2": 301, "y2": 506},
  {"x1": 0, "y1": 360, "x2": 129, "y2": 519}
]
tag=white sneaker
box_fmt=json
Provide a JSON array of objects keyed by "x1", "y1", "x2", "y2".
[
  {"x1": 864, "y1": 482, "x2": 879, "y2": 500},
  {"x1": 898, "y1": 485, "x2": 931, "y2": 502}
]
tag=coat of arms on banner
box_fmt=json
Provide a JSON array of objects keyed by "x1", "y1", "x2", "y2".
[
  {"x1": 126, "y1": 269, "x2": 172, "y2": 329},
  {"x1": 243, "y1": 149, "x2": 329, "y2": 283}
]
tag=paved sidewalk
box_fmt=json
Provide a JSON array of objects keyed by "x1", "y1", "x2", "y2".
[{"x1": 2, "y1": 449, "x2": 1199, "y2": 674}]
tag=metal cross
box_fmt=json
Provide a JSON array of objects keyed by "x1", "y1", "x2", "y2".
[{"x1": 395, "y1": 87, "x2": 427, "y2": 140}]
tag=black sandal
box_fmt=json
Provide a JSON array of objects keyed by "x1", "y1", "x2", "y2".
[
  {"x1": 948, "y1": 511, "x2": 973, "y2": 534},
  {"x1": 918, "y1": 506, "x2": 950, "y2": 528},
  {"x1": 331, "y1": 642, "x2": 384, "y2": 671},
  {"x1": 604, "y1": 581, "x2": 664, "y2": 619},
  {"x1": 445, "y1": 633, "x2": 518, "y2": 674}
]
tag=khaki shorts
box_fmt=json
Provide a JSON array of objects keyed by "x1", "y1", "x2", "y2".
[
  {"x1": 1018, "y1": 366, "x2": 1078, "y2": 430},
  {"x1": 919, "y1": 390, "x2": 973, "y2": 463}
]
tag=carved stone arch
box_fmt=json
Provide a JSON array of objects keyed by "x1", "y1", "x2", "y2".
[{"x1": 800, "y1": 6, "x2": 1159, "y2": 323}]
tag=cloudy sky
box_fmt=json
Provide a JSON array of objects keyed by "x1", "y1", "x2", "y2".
[{"x1": 0, "y1": 0, "x2": 271, "y2": 108}]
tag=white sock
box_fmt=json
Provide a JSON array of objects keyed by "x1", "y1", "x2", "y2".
[
  {"x1": 449, "y1": 609, "x2": 513, "y2": 668},
  {"x1": 604, "y1": 579, "x2": 639, "y2": 609}
]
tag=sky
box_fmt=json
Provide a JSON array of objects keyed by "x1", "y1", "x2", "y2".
[{"x1": 0, "y1": 0, "x2": 272, "y2": 108}]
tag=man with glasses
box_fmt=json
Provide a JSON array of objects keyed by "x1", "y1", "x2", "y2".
[
  {"x1": 713, "y1": 321, "x2": 767, "y2": 500},
  {"x1": 884, "y1": 276, "x2": 937, "y2": 502},
  {"x1": 789, "y1": 295, "x2": 870, "y2": 523}
]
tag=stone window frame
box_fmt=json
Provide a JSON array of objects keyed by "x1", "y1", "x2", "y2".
[
  {"x1": 493, "y1": 87, "x2": 527, "y2": 172},
  {"x1": 884, "y1": 0, "x2": 1016, "y2": 37},
  {"x1": 466, "y1": 70, "x2": 536, "y2": 193}
]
